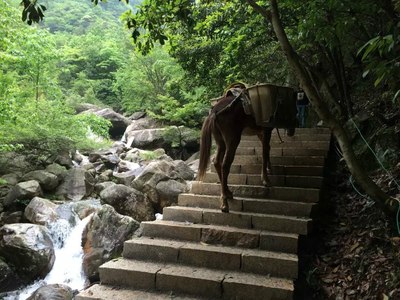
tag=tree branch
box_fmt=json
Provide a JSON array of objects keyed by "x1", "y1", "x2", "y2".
[{"x1": 246, "y1": 0, "x2": 271, "y2": 20}]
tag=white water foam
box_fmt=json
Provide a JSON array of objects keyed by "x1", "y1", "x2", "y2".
[{"x1": 5, "y1": 214, "x2": 93, "y2": 300}]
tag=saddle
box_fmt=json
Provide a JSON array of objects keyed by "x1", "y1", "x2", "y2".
[{"x1": 213, "y1": 83, "x2": 295, "y2": 128}]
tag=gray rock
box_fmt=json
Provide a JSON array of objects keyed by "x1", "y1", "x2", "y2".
[
  {"x1": 82, "y1": 204, "x2": 139, "y2": 282},
  {"x1": 55, "y1": 168, "x2": 95, "y2": 201},
  {"x1": 1, "y1": 173, "x2": 20, "y2": 186},
  {"x1": 131, "y1": 160, "x2": 191, "y2": 211},
  {"x1": 99, "y1": 184, "x2": 154, "y2": 222},
  {"x1": 85, "y1": 108, "x2": 130, "y2": 139},
  {"x1": 71, "y1": 199, "x2": 101, "y2": 220},
  {"x1": 55, "y1": 150, "x2": 73, "y2": 169},
  {"x1": 124, "y1": 128, "x2": 167, "y2": 149},
  {"x1": 173, "y1": 160, "x2": 195, "y2": 180},
  {"x1": 0, "y1": 211, "x2": 23, "y2": 226},
  {"x1": 88, "y1": 150, "x2": 120, "y2": 169},
  {"x1": 94, "y1": 181, "x2": 116, "y2": 195},
  {"x1": 97, "y1": 169, "x2": 113, "y2": 183},
  {"x1": 21, "y1": 170, "x2": 59, "y2": 192},
  {"x1": 112, "y1": 170, "x2": 136, "y2": 186},
  {"x1": 24, "y1": 197, "x2": 58, "y2": 225},
  {"x1": 27, "y1": 283, "x2": 73, "y2": 300},
  {"x1": 4, "y1": 180, "x2": 43, "y2": 208},
  {"x1": 156, "y1": 179, "x2": 189, "y2": 209},
  {"x1": 0, "y1": 223, "x2": 55, "y2": 281},
  {"x1": 45, "y1": 163, "x2": 67, "y2": 181},
  {"x1": 0, "y1": 258, "x2": 22, "y2": 292}
]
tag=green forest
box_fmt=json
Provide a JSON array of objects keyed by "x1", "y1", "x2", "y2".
[
  {"x1": 0, "y1": 0, "x2": 212, "y2": 159},
  {"x1": 5, "y1": 0, "x2": 399, "y2": 209}
]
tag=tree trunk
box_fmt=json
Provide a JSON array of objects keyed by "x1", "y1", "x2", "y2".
[{"x1": 246, "y1": 0, "x2": 398, "y2": 215}]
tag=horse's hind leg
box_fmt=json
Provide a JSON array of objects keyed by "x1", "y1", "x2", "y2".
[
  {"x1": 212, "y1": 130, "x2": 232, "y2": 212},
  {"x1": 219, "y1": 135, "x2": 241, "y2": 213},
  {"x1": 260, "y1": 127, "x2": 273, "y2": 187}
]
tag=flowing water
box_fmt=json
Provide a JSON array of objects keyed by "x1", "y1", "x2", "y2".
[{"x1": 4, "y1": 213, "x2": 93, "y2": 300}]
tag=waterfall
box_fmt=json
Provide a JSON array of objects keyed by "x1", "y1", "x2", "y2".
[{"x1": 5, "y1": 214, "x2": 93, "y2": 300}]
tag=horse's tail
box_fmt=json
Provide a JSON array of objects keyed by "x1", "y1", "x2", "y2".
[{"x1": 198, "y1": 112, "x2": 215, "y2": 181}]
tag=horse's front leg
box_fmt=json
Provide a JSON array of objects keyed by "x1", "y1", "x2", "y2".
[{"x1": 260, "y1": 127, "x2": 273, "y2": 187}]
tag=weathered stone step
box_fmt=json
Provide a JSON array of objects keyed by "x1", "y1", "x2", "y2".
[
  {"x1": 178, "y1": 194, "x2": 315, "y2": 217},
  {"x1": 203, "y1": 172, "x2": 323, "y2": 188},
  {"x1": 211, "y1": 164, "x2": 324, "y2": 176},
  {"x1": 243, "y1": 127, "x2": 330, "y2": 139},
  {"x1": 76, "y1": 284, "x2": 204, "y2": 300},
  {"x1": 259, "y1": 132, "x2": 330, "y2": 139},
  {"x1": 244, "y1": 133, "x2": 331, "y2": 142},
  {"x1": 163, "y1": 206, "x2": 311, "y2": 235},
  {"x1": 233, "y1": 155, "x2": 325, "y2": 166},
  {"x1": 123, "y1": 237, "x2": 298, "y2": 278},
  {"x1": 236, "y1": 147, "x2": 329, "y2": 157},
  {"x1": 238, "y1": 140, "x2": 330, "y2": 150},
  {"x1": 141, "y1": 220, "x2": 298, "y2": 253},
  {"x1": 99, "y1": 258, "x2": 294, "y2": 300},
  {"x1": 190, "y1": 182, "x2": 320, "y2": 203}
]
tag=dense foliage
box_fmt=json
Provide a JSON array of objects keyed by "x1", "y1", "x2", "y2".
[
  {"x1": 0, "y1": 0, "x2": 112, "y2": 155},
  {"x1": 0, "y1": 0, "x2": 213, "y2": 159}
]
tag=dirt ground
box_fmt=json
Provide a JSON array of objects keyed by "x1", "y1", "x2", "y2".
[{"x1": 296, "y1": 159, "x2": 400, "y2": 300}]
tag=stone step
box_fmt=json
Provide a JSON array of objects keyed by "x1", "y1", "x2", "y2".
[
  {"x1": 211, "y1": 164, "x2": 324, "y2": 176},
  {"x1": 236, "y1": 147, "x2": 329, "y2": 157},
  {"x1": 232, "y1": 155, "x2": 325, "y2": 166},
  {"x1": 244, "y1": 132, "x2": 331, "y2": 142},
  {"x1": 238, "y1": 140, "x2": 330, "y2": 150},
  {"x1": 123, "y1": 237, "x2": 298, "y2": 278},
  {"x1": 141, "y1": 220, "x2": 298, "y2": 254},
  {"x1": 243, "y1": 127, "x2": 330, "y2": 139},
  {"x1": 163, "y1": 206, "x2": 311, "y2": 235},
  {"x1": 203, "y1": 172, "x2": 323, "y2": 188},
  {"x1": 178, "y1": 194, "x2": 315, "y2": 217},
  {"x1": 190, "y1": 182, "x2": 320, "y2": 203},
  {"x1": 99, "y1": 258, "x2": 294, "y2": 300},
  {"x1": 76, "y1": 284, "x2": 204, "y2": 300}
]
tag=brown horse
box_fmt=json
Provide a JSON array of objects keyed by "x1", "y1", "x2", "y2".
[{"x1": 197, "y1": 83, "x2": 298, "y2": 213}]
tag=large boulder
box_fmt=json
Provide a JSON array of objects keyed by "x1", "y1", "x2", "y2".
[
  {"x1": 82, "y1": 205, "x2": 139, "y2": 282},
  {"x1": 3, "y1": 180, "x2": 43, "y2": 209},
  {"x1": 0, "y1": 152, "x2": 34, "y2": 176},
  {"x1": 45, "y1": 163, "x2": 68, "y2": 181},
  {"x1": 132, "y1": 159, "x2": 193, "y2": 212},
  {"x1": 122, "y1": 125, "x2": 199, "y2": 160},
  {"x1": 24, "y1": 197, "x2": 59, "y2": 225},
  {"x1": 124, "y1": 128, "x2": 168, "y2": 150},
  {"x1": 122, "y1": 116, "x2": 161, "y2": 133},
  {"x1": 54, "y1": 150, "x2": 74, "y2": 169},
  {"x1": 99, "y1": 184, "x2": 154, "y2": 222},
  {"x1": 27, "y1": 284, "x2": 74, "y2": 300},
  {"x1": 21, "y1": 170, "x2": 59, "y2": 192},
  {"x1": 55, "y1": 168, "x2": 95, "y2": 201},
  {"x1": 156, "y1": 179, "x2": 189, "y2": 209},
  {"x1": 0, "y1": 223, "x2": 55, "y2": 282},
  {"x1": 74, "y1": 103, "x2": 102, "y2": 114},
  {"x1": 87, "y1": 108, "x2": 130, "y2": 139}
]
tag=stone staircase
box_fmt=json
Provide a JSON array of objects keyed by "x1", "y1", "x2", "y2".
[{"x1": 76, "y1": 127, "x2": 331, "y2": 300}]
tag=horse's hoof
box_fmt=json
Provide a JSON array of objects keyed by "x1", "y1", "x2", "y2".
[
  {"x1": 220, "y1": 205, "x2": 229, "y2": 213},
  {"x1": 262, "y1": 180, "x2": 272, "y2": 187}
]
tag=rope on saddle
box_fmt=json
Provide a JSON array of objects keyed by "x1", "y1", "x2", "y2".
[
  {"x1": 214, "y1": 87, "x2": 249, "y2": 116},
  {"x1": 276, "y1": 128, "x2": 284, "y2": 143}
]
